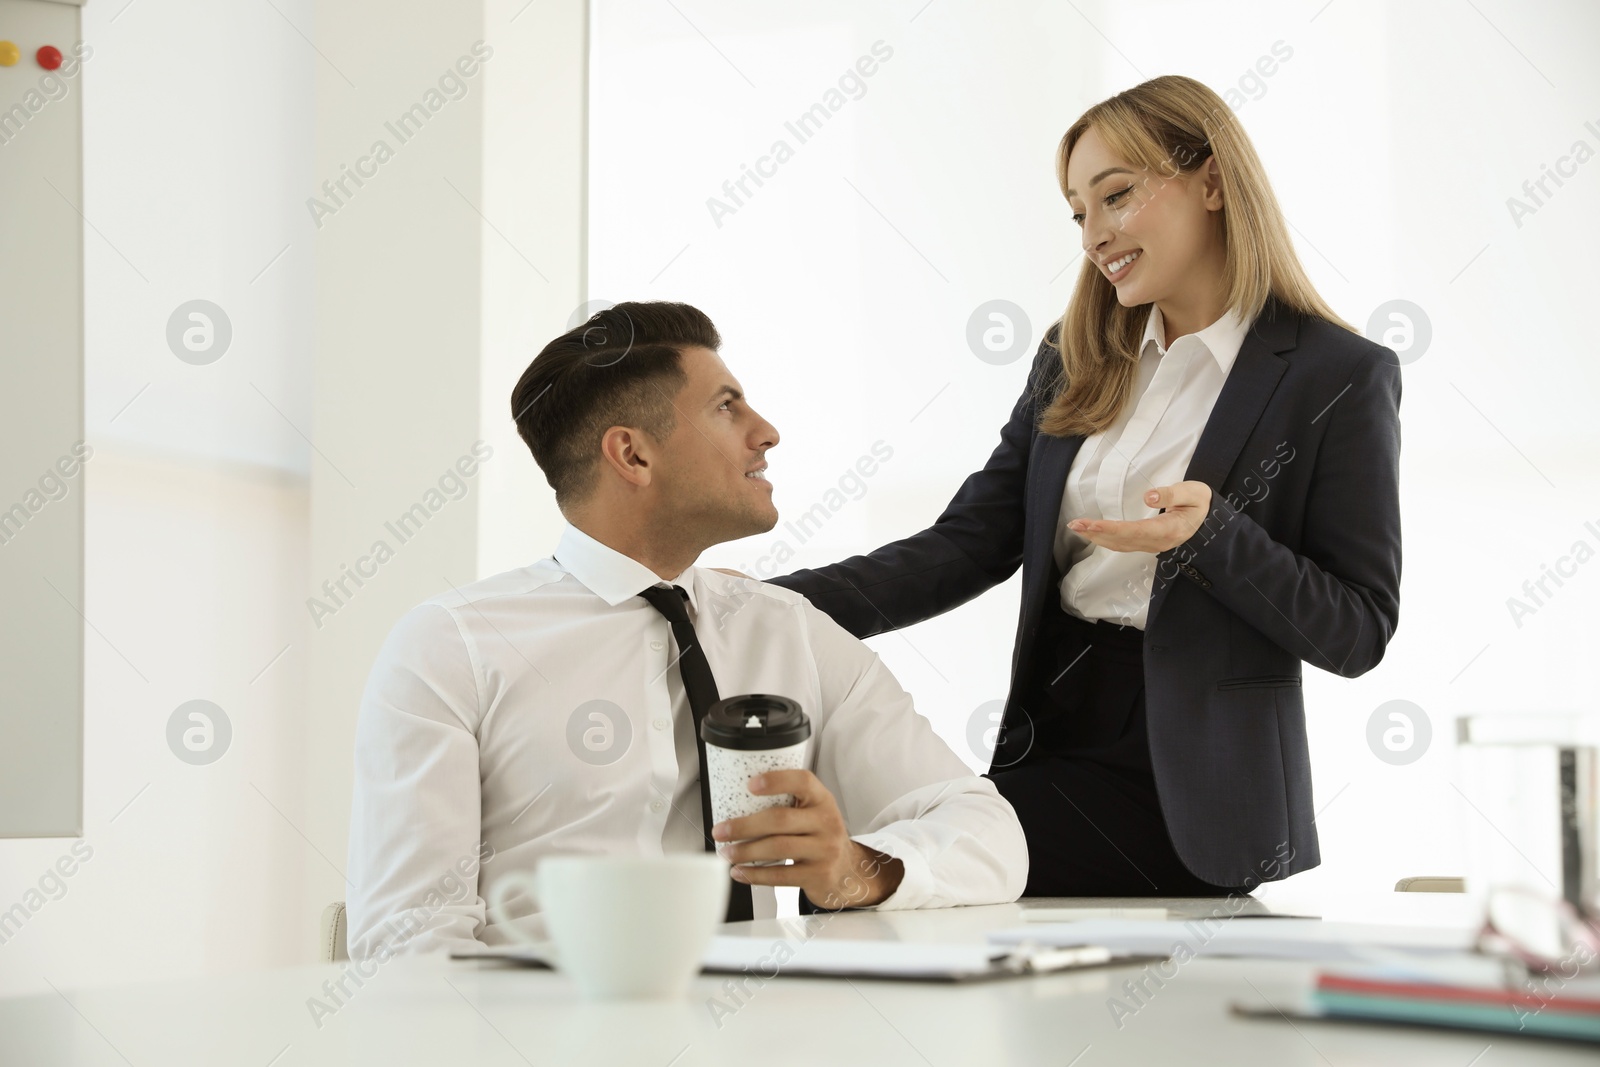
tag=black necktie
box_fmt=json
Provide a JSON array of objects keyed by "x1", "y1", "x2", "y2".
[{"x1": 638, "y1": 583, "x2": 755, "y2": 922}]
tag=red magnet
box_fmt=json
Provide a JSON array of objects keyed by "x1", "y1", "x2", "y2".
[{"x1": 36, "y1": 45, "x2": 62, "y2": 71}]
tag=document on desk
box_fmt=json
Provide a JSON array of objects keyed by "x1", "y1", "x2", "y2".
[
  {"x1": 988, "y1": 918, "x2": 1479, "y2": 963},
  {"x1": 1021, "y1": 906, "x2": 1170, "y2": 922},
  {"x1": 701, "y1": 936, "x2": 1148, "y2": 982},
  {"x1": 452, "y1": 936, "x2": 1158, "y2": 982}
]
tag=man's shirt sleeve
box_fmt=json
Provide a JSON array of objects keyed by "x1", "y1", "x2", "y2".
[
  {"x1": 798, "y1": 599, "x2": 1029, "y2": 909},
  {"x1": 346, "y1": 602, "x2": 488, "y2": 959}
]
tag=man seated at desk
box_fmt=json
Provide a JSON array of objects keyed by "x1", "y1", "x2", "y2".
[{"x1": 345, "y1": 301, "x2": 1028, "y2": 960}]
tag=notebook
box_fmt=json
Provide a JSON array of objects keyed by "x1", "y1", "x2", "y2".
[{"x1": 1232, "y1": 959, "x2": 1600, "y2": 1044}]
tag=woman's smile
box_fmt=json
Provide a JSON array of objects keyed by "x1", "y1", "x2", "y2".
[{"x1": 1105, "y1": 249, "x2": 1142, "y2": 282}]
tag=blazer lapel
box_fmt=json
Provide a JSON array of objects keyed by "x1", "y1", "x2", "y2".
[
  {"x1": 1028, "y1": 432, "x2": 1080, "y2": 563},
  {"x1": 1009, "y1": 429, "x2": 1081, "y2": 691},
  {"x1": 1144, "y1": 298, "x2": 1299, "y2": 629}
]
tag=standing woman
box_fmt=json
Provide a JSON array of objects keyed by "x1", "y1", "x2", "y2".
[{"x1": 763, "y1": 75, "x2": 1401, "y2": 896}]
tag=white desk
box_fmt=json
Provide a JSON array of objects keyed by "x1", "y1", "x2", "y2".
[{"x1": 4, "y1": 897, "x2": 1593, "y2": 1066}]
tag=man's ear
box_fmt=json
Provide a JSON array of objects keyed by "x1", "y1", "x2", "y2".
[{"x1": 598, "y1": 425, "x2": 653, "y2": 489}]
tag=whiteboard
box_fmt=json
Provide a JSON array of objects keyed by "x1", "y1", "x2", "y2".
[{"x1": 0, "y1": 0, "x2": 85, "y2": 838}]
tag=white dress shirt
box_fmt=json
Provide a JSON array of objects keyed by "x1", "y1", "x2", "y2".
[
  {"x1": 1054, "y1": 302, "x2": 1251, "y2": 629},
  {"x1": 346, "y1": 521, "x2": 1028, "y2": 960}
]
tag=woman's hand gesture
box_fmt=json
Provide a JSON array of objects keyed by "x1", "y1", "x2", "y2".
[{"x1": 1067, "y1": 481, "x2": 1213, "y2": 554}]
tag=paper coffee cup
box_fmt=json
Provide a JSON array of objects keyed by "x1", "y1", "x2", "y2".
[{"x1": 702, "y1": 694, "x2": 811, "y2": 866}]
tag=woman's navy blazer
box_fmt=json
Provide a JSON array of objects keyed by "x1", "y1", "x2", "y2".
[{"x1": 766, "y1": 294, "x2": 1403, "y2": 887}]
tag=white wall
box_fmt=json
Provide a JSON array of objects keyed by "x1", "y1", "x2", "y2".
[
  {"x1": 476, "y1": 0, "x2": 589, "y2": 578},
  {"x1": 0, "y1": 451, "x2": 312, "y2": 996},
  {"x1": 0, "y1": 0, "x2": 588, "y2": 997},
  {"x1": 0, "y1": 0, "x2": 319, "y2": 997}
]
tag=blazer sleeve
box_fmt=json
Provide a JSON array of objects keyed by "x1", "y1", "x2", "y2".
[
  {"x1": 764, "y1": 336, "x2": 1059, "y2": 639},
  {"x1": 1159, "y1": 346, "x2": 1402, "y2": 677}
]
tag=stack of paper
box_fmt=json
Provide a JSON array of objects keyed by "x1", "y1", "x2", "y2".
[
  {"x1": 700, "y1": 936, "x2": 1005, "y2": 980},
  {"x1": 988, "y1": 918, "x2": 1478, "y2": 962}
]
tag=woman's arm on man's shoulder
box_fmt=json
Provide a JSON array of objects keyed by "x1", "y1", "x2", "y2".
[{"x1": 763, "y1": 336, "x2": 1060, "y2": 639}]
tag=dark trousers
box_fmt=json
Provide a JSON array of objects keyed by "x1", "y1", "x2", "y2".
[{"x1": 984, "y1": 600, "x2": 1239, "y2": 897}]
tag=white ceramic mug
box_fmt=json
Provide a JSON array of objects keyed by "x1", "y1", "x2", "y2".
[{"x1": 487, "y1": 854, "x2": 730, "y2": 999}]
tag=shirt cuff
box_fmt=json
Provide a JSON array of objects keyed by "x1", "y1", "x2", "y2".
[{"x1": 848, "y1": 831, "x2": 933, "y2": 911}]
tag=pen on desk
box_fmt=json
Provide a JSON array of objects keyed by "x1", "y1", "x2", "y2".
[
  {"x1": 992, "y1": 942, "x2": 1113, "y2": 974},
  {"x1": 1026, "y1": 945, "x2": 1112, "y2": 972}
]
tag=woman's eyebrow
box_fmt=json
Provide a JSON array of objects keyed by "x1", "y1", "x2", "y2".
[{"x1": 1065, "y1": 166, "x2": 1135, "y2": 198}]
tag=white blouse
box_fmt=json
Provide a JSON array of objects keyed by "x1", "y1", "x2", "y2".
[{"x1": 1054, "y1": 302, "x2": 1252, "y2": 629}]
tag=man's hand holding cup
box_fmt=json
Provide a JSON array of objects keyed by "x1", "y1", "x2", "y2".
[{"x1": 712, "y1": 769, "x2": 904, "y2": 910}]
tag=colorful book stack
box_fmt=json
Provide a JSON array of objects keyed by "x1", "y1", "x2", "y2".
[{"x1": 1310, "y1": 968, "x2": 1600, "y2": 1043}]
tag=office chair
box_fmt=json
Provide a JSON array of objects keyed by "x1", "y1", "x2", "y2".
[
  {"x1": 322, "y1": 901, "x2": 349, "y2": 962},
  {"x1": 1394, "y1": 876, "x2": 1465, "y2": 892}
]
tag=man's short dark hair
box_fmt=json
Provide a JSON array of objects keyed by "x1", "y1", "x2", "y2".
[{"x1": 511, "y1": 301, "x2": 722, "y2": 509}]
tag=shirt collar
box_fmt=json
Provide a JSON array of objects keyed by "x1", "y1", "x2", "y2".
[
  {"x1": 1140, "y1": 302, "x2": 1252, "y2": 374},
  {"x1": 551, "y1": 521, "x2": 700, "y2": 613}
]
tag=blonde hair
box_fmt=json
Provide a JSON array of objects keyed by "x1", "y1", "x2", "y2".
[{"x1": 1039, "y1": 74, "x2": 1356, "y2": 439}]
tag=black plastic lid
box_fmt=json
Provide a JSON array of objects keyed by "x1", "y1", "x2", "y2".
[{"x1": 701, "y1": 694, "x2": 810, "y2": 750}]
